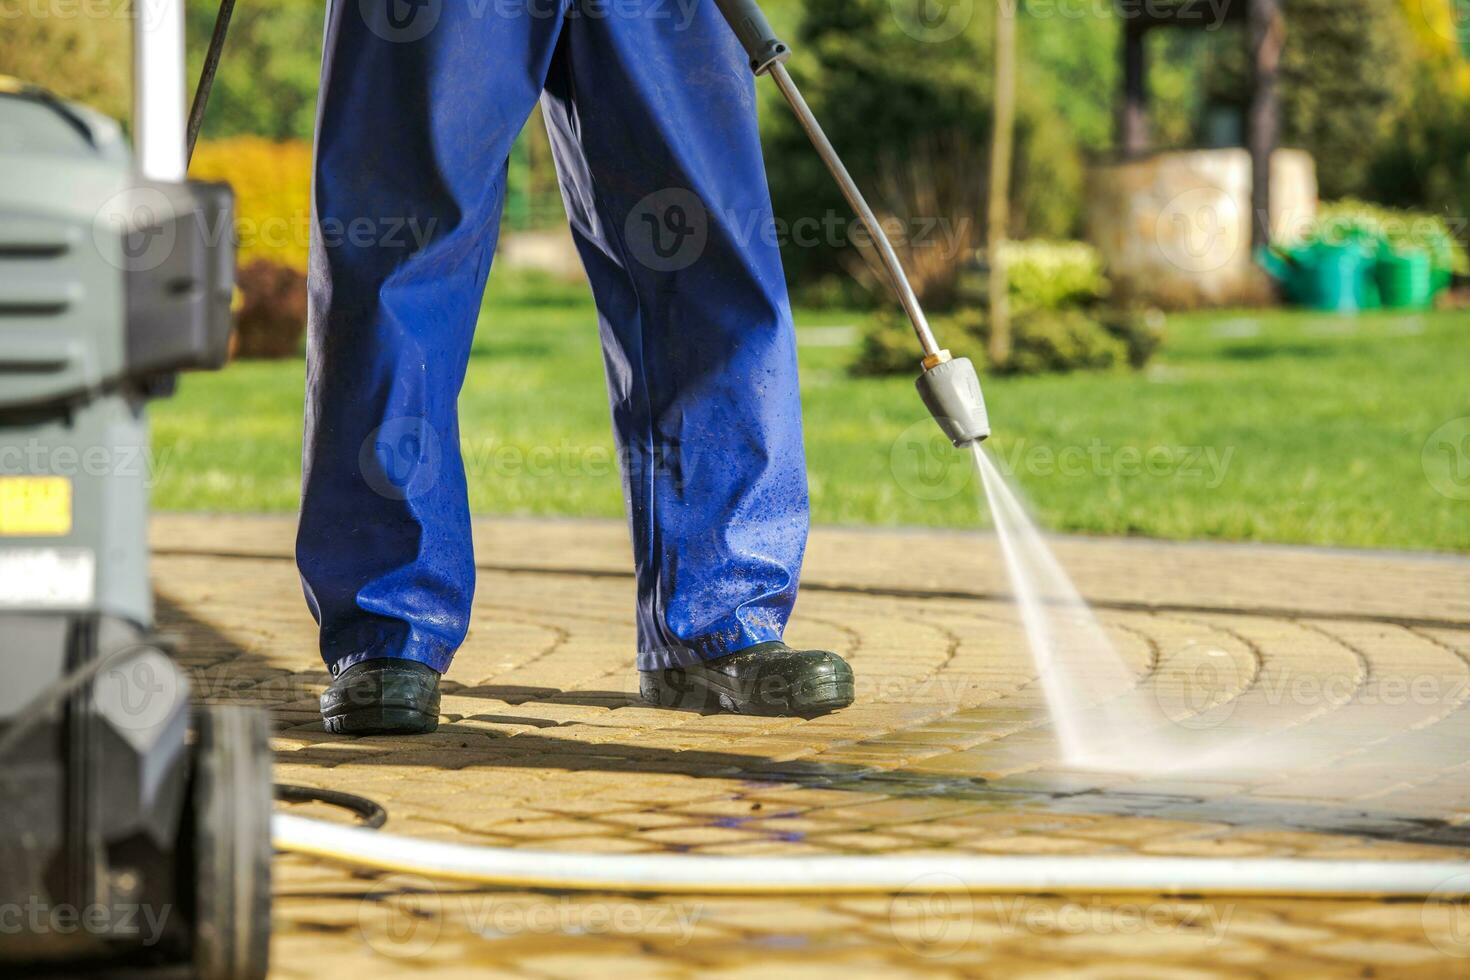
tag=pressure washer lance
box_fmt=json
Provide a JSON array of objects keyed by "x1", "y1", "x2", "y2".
[{"x1": 713, "y1": 0, "x2": 990, "y2": 447}]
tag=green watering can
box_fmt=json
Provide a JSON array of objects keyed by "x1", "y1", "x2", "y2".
[
  {"x1": 1375, "y1": 246, "x2": 1434, "y2": 310},
  {"x1": 1258, "y1": 241, "x2": 1378, "y2": 313}
]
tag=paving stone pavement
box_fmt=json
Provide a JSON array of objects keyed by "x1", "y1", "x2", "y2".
[{"x1": 149, "y1": 515, "x2": 1470, "y2": 978}]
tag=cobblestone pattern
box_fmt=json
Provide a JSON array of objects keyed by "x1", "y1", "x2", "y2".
[{"x1": 151, "y1": 516, "x2": 1470, "y2": 977}]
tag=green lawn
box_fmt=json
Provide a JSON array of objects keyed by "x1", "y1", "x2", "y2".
[{"x1": 152, "y1": 272, "x2": 1470, "y2": 552}]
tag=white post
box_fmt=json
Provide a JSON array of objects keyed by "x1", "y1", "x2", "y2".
[{"x1": 133, "y1": 0, "x2": 188, "y2": 181}]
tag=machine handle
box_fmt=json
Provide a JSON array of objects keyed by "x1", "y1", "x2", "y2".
[{"x1": 713, "y1": 0, "x2": 791, "y2": 75}]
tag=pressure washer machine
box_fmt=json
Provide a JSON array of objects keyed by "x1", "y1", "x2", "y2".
[{"x1": 0, "y1": 4, "x2": 272, "y2": 977}]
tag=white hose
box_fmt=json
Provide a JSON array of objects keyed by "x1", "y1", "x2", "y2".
[{"x1": 273, "y1": 814, "x2": 1470, "y2": 898}]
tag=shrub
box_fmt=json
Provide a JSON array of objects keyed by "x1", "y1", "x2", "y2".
[
  {"x1": 232, "y1": 259, "x2": 307, "y2": 360},
  {"x1": 851, "y1": 238, "x2": 1162, "y2": 377},
  {"x1": 1096, "y1": 306, "x2": 1167, "y2": 370},
  {"x1": 190, "y1": 137, "x2": 312, "y2": 273},
  {"x1": 1305, "y1": 199, "x2": 1468, "y2": 276},
  {"x1": 1000, "y1": 240, "x2": 1108, "y2": 313},
  {"x1": 981, "y1": 309, "x2": 1127, "y2": 376},
  {"x1": 852, "y1": 305, "x2": 1160, "y2": 377},
  {"x1": 852, "y1": 310, "x2": 978, "y2": 377}
]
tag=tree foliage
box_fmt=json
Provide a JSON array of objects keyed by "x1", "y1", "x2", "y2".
[
  {"x1": 0, "y1": 1, "x2": 131, "y2": 120},
  {"x1": 185, "y1": 0, "x2": 322, "y2": 142}
]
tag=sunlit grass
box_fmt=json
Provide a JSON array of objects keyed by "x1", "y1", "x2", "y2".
[{"x1": 151, "y1": 272, "x2": 1470, "y2": 551}]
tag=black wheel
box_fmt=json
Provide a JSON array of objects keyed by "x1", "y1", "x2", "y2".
[{"x1": 189, "y1": 705, "x2": 272, "y2": 980}]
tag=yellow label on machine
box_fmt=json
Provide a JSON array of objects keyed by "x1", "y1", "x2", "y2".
[{"x1": 0, "y1": 476, "x2": 73, "y2": 536}]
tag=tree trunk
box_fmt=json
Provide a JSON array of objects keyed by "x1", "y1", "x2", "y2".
[{"x1": 987, "y1": 0, "x2": 1017, "y2": 369}]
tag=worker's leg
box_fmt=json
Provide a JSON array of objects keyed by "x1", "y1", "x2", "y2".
[
  {"x1": 299, "y1": 2, "x2": 563, "y2": 677},
  {"x1": 539, "y1": 4, "x2": 810, "y2": 670}
]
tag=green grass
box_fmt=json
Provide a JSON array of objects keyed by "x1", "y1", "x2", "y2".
[{"x1": 151, "y1": 272, "x2": 1470, "y2": 552}]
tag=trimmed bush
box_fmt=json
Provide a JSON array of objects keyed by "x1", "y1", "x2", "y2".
[
  {"x1": 852, "y1": 238, "x2": 1162, "y2": 377},
  {"x1": 232, "y1": 259, "x2": 307, "y2": 360},
  {"x1": 988, "y1": 309, "x2": 1128, "y2": 376},
  {"x1": 852, "y1": 305, "x2": 1161, "y2": 378},
  {"x1": 1000, "y1": 240, "x2": 1109, "y2": 313},
  {"x1": 190, "y1": 137, "x2": 312, "y2": 273},
  {"x1": 853, "y1": 310, "x2": 980, "y2": 377},
  {"x1": 1309, "y1": 199, "x2": 1468, "y2": 278}
]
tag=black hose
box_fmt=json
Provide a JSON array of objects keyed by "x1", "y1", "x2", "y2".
[
  {"x1": 274, "y1": 783, "x2": 388, "y2": 829},
  {"x1": 186, "y1": 0, "x2": 239, "y2": 164}
]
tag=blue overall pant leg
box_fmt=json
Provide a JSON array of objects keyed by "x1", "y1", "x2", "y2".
[{"x1": 298, "y1": 0, "x2": 809, "y2": 676}]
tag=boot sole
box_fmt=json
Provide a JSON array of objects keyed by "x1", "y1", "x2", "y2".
[
  {"x1": 322, "y1": 705, "x2": 439, "y2": 736},
  {"x1": 640, "y1": 663, "x2": 855, "y2": 718}
]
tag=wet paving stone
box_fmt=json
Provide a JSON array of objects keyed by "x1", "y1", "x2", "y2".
[{"x1": 151, "y1": 515, "x2": 1470, "y2": 976}]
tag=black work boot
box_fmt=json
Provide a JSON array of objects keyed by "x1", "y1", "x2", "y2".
[
  {"x1": 640, "y1": 642, "x2": 855, "y2": 717},
  {"x1": 320, "y1": 658, "x2": 441, "y2": 735}
]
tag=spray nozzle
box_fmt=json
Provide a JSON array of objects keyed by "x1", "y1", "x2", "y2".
[{"x1": 916, "y1": 352, "x2": 990, "y2": 446}]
